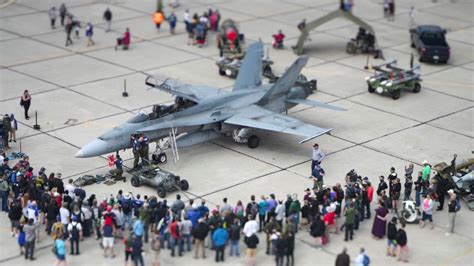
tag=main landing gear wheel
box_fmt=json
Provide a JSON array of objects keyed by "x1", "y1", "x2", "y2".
[{"x1": 247, "y1": 135, "x2": 260, "y2": 149}]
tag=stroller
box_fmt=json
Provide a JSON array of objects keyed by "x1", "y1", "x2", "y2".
[{"x1": 399, "y1": 199, "x2": 419, "y2": 224}]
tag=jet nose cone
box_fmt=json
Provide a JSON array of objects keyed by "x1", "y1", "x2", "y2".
[{"x1": 75, "y1": 139, "x2": 109, "y2": 158}]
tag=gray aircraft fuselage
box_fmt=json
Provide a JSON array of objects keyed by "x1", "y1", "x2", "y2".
[{"x1": 75, "y1": 83, "x2": 304, "y2": 158}]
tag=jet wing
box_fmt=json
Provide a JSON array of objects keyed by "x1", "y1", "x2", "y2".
[
  {"x1": 224, "y1": 105, "x2": 331, "y2": 143},
  {"x1": 145, "y1": 76, "x2": 224, "y2": 102}
]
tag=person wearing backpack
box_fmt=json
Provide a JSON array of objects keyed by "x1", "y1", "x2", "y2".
[
  {"x1": 67, "y1": 215, "x2": 82, "y2": 255},
  {"x1": 446, "y1": 189, "x2": 459, "y2": 235},
  {"x1": 355, "y1": 247, "x2": 370, "y2": 266},
  {"x1": 122, "y1": 193, "x2": 133, "y2": 230}
]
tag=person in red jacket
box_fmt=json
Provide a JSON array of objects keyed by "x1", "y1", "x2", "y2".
[
  {"x1": 115, "y1": 28, "x2": 130, "y2": 50},
  {"x1": 366, "y1": 180, "x2": 374, "y2": 219},
  {"x1": 272, "y1": 30, "x2": 285, "y2": 48}
]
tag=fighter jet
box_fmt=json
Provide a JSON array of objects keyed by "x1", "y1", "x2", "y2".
[{"x1": 75, "y1": 42, "x2": 345, "y2": 159}]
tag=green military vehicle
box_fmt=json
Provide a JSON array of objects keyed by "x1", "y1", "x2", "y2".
[{"x1": 365, "y1": 60, "x2": 422, "y2": 100}]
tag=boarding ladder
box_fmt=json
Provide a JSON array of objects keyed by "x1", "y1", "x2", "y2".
[{"x1": 168, "y1": 127, "x2": 179, "y2": 163}]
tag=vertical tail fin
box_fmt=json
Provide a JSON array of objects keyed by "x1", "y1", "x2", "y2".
[
  {"x1": 263, "y1": 55, "x2": 309, "y2": 99},
  {"x1": 233, "y1": 42, "x2": 264, "y2": 91}
]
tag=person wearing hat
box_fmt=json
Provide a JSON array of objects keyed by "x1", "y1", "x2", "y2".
[
  {"x1": 311, "y1": 143, "x2": 325, "y2": 174},
  {"x1": 446, "y1": 189, "x2": 458, "y2": 235}
]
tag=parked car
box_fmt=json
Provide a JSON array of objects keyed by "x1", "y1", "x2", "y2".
[{"x1": 410, "y1": 25, "x2": 450, "y2": 63}]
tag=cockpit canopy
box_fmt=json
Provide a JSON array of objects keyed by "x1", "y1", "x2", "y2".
[{"x1": 126, "y1": 111, "x2": 149, "y2": 123}]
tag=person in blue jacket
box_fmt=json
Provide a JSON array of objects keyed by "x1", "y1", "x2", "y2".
[{"x1": 212, "y1": 223, "x2": 229, "y2": 262}]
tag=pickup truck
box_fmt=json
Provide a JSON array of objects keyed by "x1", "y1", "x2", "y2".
[{"x1": 410, "y1": 25, "x2": 450, "y2": 64}]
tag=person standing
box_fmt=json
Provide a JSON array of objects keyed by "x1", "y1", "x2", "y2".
[
  {"x1": 355, "y1": 247, "x2": 370, "y2": 266},
  {"x1": 446, "y1": 189, "x2": 458, "y2": 235},
  {"x1": 9, "y1": 114, "x2": 17, "y2": 143},
  {"x1": 414, "y1": 172, "x2": 423, "y2": 207},
  {"x1": 371, "y1": 201, "x2": 388, "y2": 239},
  {"x1": 335, "y1": 247, "x2": 350, "y2": 266},
  {"x1": 193, "y1": 218, "x2": 208, "y2": 259},
  {"x1": 257, "y1": 195, "x2": 267, "y2": 232},
  {"x1": 0, "y1": 175, "x2": 9, "y2": 212},
  {"x1": 24, "y1": 218, "x2": 39, "y2": 260},
  {"x1": 49, "y1": 7, "x2": 58, "y2": 29},
  {"x1": 212, "y1": 223, "x2": 228, "y2": 262},
  {"x1": 404, "y1": 175, "x2": 413, "y2": 201},
  {"x1": 65, "y1": 16, "x2": 73, "y2": 46},
  {"x1": 312, "y1": 164, "x2": 325, "y2": 191},
  {"x1": 103, "y1": 8, "x2": 112, "y2": 32},
  {"x1": 229, "y1": 218, "x2": 241, "y2": 257},
  {"x1": 376, "y1": 176, "x2": 388, "y2": 196},
  {"x1": 67, "y1": 215, "x2": 82, "y2": 255},
  {"x1": 386, "y1": 217, "x2": 397, "y2": 256},
  {"x1": 311, "y1": 143, "x2": 325, "y2": 173},
  {"x1": 20, "y1": 90, "x2": 31, "y2": 120},
  {"x1": 85, "y1": 22, "x2": 95, "y2": 47},
  {"x1": 244, "y1": 232, "x2": 259, "y2": 266},
  {"x1": 420, "y1": 194, "x2": 434, "y2": 229},
  {"x1": 153, "y1": 9, "x2": 165, "y2": 30},
  {"x1": 167, "y1": 12, "x2": 177, "y2": 34},
  {"x1": 421, "y1": 160, "x2": 431, "y2": 196},
  {"x1": 366, "y1": 181, "x2": 374, "y2": 219},
  {"x1": 101, "y1": 210, "x2": 116, "y2": 258},
  {"x1": 131, "y1": 235, "x2": 144, "y2": 266},
  {"x1": 388, "y1": 0, "x2": 395, "y2": 21},
  {"x1": 54, "y1": 234, "x2": 67, "y2": 266},
  {"x1": 309, "y1": 215, "x2": 325, "y2": 247},
  {"x1": 343, "y1": 202, "x2": 355, "y2": 241},
  {"x1": 395, "y1": 223, "x2": 408, "y2": 262},
  {"x1": 59, "y1": 3, "x2": 67, "y2": 26}
]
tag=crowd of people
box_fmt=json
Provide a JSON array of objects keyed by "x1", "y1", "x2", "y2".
[{"x1": 0, "y1": 142, "x2": 463, "y2": 266}]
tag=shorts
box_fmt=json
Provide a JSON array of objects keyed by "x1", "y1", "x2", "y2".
[
  {"x1": 103, "y1": 237, "x2": 114, "y2": 248},
  {"x1": 125, "y1": 250, "x2": 132, "y2": 261},
  {"x1": 387, "y1": 239, "x2": 396, "y2": 247},
  {"x1": 56, "y1": 254, "x2": 66, "y2": 261},
  {"x1": 422, "y1": 213, "x2": 432, "y2": 222},
  {"x1": 11, "y1": 220, "x2": 20, "y2": 228}
]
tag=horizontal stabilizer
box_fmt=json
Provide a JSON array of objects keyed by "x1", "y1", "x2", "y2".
[{"x1": 285, "y1": 99, "x2": 346, "y2": 111}]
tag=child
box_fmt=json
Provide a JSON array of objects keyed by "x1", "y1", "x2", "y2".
[{"x1": 18, "y1": 224, "x2": 26, "y2": 255}]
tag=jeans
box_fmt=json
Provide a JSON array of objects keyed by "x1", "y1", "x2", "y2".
[
  {"x1": 344, "y1": 223, "x2": 354, "y2": 241},
  {"x1": 124, "y1": 213, "x2": 132, "y2": 231},
  {"x1": 24, "y1": 240, "x2": 35, "y2": 259},
  {"x1": 415, "y1": 190, "x2": 421, "y2": 207},
  {"x1": 0, "y1": 190, "x2": 8, "y2": 212},
  {"x1": 365, "y1": 202, "x2": 371, "y2": 218},
  {"x1": 215, "y1": 245, "x2": 225, "y2": 262},
  {"x1": 354, "y1": 214, "x2": 360, "y2": 230},
  {"x1": 160, "y1": 232, "x2": 170, "y2": 249},
  {"x1": 229, "y1": 239, "x2": 240, "y2": 256},
  {"x1": 276, "y1": 255, "x2": 284, "y2": 266},
  {"x1": 448, "y1": 212, "x2": 456, "y2": 233},
  {"x1": 70, "y1": 239, "x2": 80, "y2": 254},
  {"x1": 183, "y1": 233, "x2": 192, "y2": 251},
  {"x1": 132, "y1": 253, "x2": 144, "y2": 266},
  {"x1": 259, "y1": 214, "x2": 265, "y2": 231},
  {"x1": 170, "y1": 237, "x2": 183, "y2": 256},
  {"x1": 143, "y1": 223, "x2": 149, "y2": 243},
  {"x1": 359, "y1": 206, "x2": 365, "y2": 222}
]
